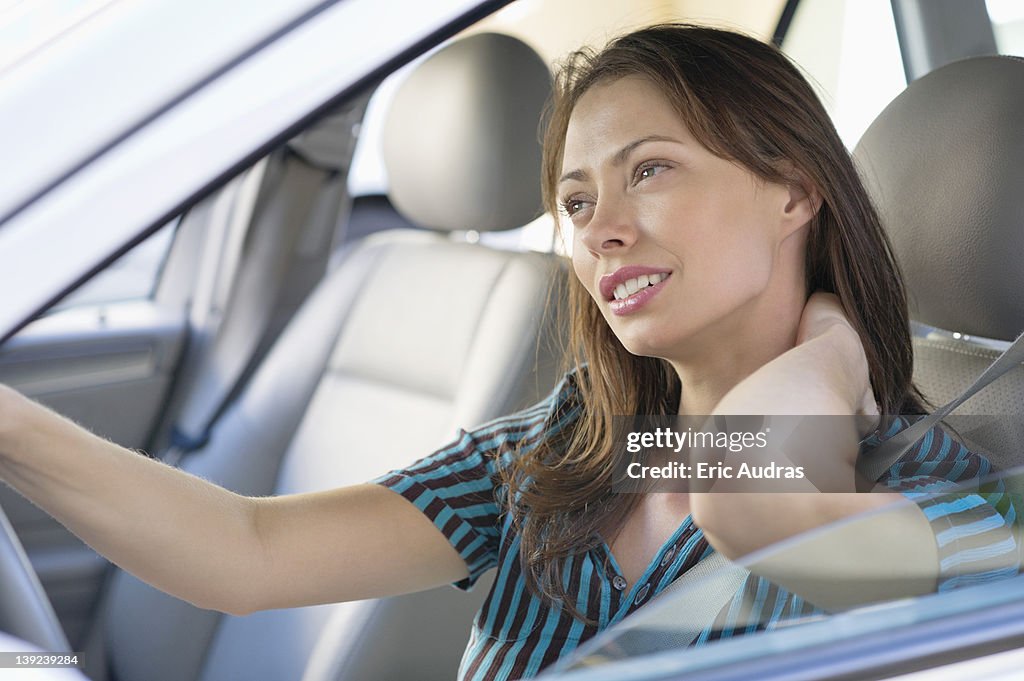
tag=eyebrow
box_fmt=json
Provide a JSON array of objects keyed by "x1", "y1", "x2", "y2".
[{"x1": 558, "y1": 134, "x2": 684, "y2": 185}]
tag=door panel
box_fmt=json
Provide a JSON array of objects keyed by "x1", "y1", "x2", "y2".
[
  {"x1": 0, "y1": 301, "x2": 185, "y2": 447},
  {"x1": 0, "y1": 300, "x2": 186, "y2": 646}
]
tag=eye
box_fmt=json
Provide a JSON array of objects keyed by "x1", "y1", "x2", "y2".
[
  {"x1": 559, "y1": 197, "x2": 591, "y2": 218},
  {"x1": 633, "y1": 161, "x2": 670, "y2": 184}
]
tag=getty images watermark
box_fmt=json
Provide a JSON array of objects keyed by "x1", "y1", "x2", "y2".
[{"x1": 612, "y1": 414, "x2": 892, "y2": 493}]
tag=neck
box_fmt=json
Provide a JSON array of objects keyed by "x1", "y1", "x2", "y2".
[{"x1": 670, "y1": 290, "x2": 806, "y2": 418}]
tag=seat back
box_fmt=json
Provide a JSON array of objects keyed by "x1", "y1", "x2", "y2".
[
  {"x1": 853, "y1": 56, "x2": 1024, "y2": 470},
  {"x1": 97, "y1": 33, "x2": 562, "y2": 681}
]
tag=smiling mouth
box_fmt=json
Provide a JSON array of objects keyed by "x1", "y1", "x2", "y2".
[{"x1": 610, "y1": 272, "x2": 670, "y2": 301}]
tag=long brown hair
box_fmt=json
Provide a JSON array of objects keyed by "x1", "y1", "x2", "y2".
[{"x1": 503, "y1": 23, "x2": 927, "y2": 621}]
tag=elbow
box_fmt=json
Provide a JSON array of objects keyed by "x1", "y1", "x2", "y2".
[
  {"x1": 194, "y1": 496, "x2": 267, "y2": 618},
  {"x1": 690, "y1": 494, "x2": 748, "y2": 562},
  {"x1": 191, "y1": 587, "x2": 259, "y2": 618},
  {"x1": 219, "y1": 600, "x2": 258, "y2": 618}
]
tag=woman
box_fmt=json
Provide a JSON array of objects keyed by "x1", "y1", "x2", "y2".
[{"x1": 0, "y1": 23, "x2": 1016, "y2": 681}]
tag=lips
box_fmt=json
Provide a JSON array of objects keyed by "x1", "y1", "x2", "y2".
[{"x1": 599, "y1": 266, "x2": 673, "y2": 301}]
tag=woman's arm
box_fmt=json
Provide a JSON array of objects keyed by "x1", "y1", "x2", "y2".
[
  {"x1": 0, "y1": 385, "x2": 467, "y2": 616},
  {"x1": 688, "y1": 293, "x2": 948, "y2": 609},
  {"x1": 689, "y1": 292, "x2": 898, "y2": 558}
]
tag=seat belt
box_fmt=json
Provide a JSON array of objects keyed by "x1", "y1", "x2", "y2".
[
  {"x1": 161, "y1": 153, "x2": 321, "y2": 462},
  {"x1": 610, "y1": 328, "x2": 1024, "y2": 655},
  {"x1": 857, "y1": 328, "x2": 1024, "y2": 485},
  {"x1": 159, "y1": 99, "x2": 368, "y2": 466}
]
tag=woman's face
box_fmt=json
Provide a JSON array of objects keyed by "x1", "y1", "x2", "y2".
[{"x1": 560, "y1": 75, "x2": 813, "y2": 362}]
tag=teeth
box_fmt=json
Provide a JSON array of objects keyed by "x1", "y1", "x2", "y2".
[{"x1": 612, "y1": 273, "x2": 668, "y2": 300}]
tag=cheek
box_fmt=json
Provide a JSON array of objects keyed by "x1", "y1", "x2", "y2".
[
  {"x1": 564, "y1": 223, "x2": 591, "y2": 283},
  {"x1": 570, "y1": 254, "x2": 599, "y2": 301},
  {"x1": 690, "y1": 236, "x2": 777, "y2": 309},
  {"x1": 676, "y1": 208, "x2": 778, "y2": 303}
]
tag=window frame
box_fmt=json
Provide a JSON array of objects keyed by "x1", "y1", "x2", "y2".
[{"x1": 0, "y1": 0, "x2": 513, "y2": 344}]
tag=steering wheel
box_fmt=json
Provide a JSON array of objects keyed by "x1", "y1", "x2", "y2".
[{"x1": 0, "y1": 502, "x2": 71, "y2": 653}]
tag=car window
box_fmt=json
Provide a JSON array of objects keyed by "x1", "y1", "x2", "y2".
[
  {"x1": 0, "y1": 0, "x2": 497, "y2": 339},
  {"x1": 47, "y1": 217, "x2": 177, "y2": 313},
  {"x1": 551, "y1": 465, "x2": 1024, "y2": 678},
  {"x1": 986, "y1": 0, "x2": 1024, "y2": 54},
  {"x1": 781, "y1": 0, "x2": 906, "y2": 148}
]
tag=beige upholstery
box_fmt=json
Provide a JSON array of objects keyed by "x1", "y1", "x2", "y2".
[
  {"x1": 854, "y1": 56, "x2": 1024, "y2": 471},
  {"x1": 383, "y1": 33, "x2": 551, "y2": 233},
  {"x1": 95, "y1": 33, "x2": 565, "y2": 681},
  {"x1": 911, "y1": 335, "x2": 1024, "y2": 472}
]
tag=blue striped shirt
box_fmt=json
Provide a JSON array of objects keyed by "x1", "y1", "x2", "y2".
[{"x1": 372, "y1": 371, "x2": 1020, "y2": 680}]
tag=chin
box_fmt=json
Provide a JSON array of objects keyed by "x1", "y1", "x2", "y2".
[
  {"x1": 616, "y1": 333, "x2": 681, "y2": 360},
  {"x1": 613, "y1": 319, "x2": 713, "y2": 362}
]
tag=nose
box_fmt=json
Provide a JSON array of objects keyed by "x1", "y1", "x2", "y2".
[{"x1": 579, "y1": 194, "x2": 638, "y2": 256}]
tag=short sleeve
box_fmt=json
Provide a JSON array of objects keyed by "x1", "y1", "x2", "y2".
[
  {"x1": 369, "y1": 371, "x2": 584, "y2": 591},
  {"x1": 372, "y1": 428, "x2": 505, "y2": 590},
  {"x1": 867, "y1": 419, "x2": 1021, "y2": 591}
]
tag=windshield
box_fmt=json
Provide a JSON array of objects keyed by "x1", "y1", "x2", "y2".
[
  {"x1": 0, "y1": 0, "x2": 497, "y2": 341},
  {"x1": 549, "y1": 456, "x2": 1024, "y2": 679}
]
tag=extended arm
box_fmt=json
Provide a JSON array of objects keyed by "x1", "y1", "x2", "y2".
[{"x1": 0, "y1": 385, "x2": 467, "y2": 616}]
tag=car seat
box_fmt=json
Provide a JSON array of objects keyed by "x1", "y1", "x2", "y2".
[
  {"x1": 89, "y1": 32, "x2": 563, "y2": 681},
  {"x1": 853, "y1": 56, "x2": 1024, "y2": 471}
]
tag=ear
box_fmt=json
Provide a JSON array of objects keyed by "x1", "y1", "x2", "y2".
[{"x1": 780, "y1": 167, "x2": 822, "y2": 236}]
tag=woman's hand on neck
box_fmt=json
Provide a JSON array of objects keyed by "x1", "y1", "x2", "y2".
[
  {"x1": 712, "y1": 292, "x2": 876, "y2": 420},
  {"x1": 688, "y1": 291, "x2": 888, "y2": 560}
]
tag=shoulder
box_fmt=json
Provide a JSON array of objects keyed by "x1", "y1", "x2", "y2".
[{"x1": 462, "y1": 366, "x2": 587, "y2": 462}]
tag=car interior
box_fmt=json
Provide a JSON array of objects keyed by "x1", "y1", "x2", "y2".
[{"x1": 1, "y1": 1, "x2": 1023, "y2": 680}]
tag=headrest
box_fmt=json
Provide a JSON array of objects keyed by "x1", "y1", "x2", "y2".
[
  {"x1": 853, "y1": 56, "x2": 1024, "y2": 341},
  {"x1": 382, "y1": 33, "x2": 551, "y2": 233}
]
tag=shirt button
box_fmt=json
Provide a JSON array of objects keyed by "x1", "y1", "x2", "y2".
[
  {"x1": 634, "y1": 584, "x2": 651, "y2": 605},
  {"x1": 660, "y1": 547, "x2": 676, "y2": 567},
  {"x1": 612, "y1": 575, "x2": 628, "y2": 591}
]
